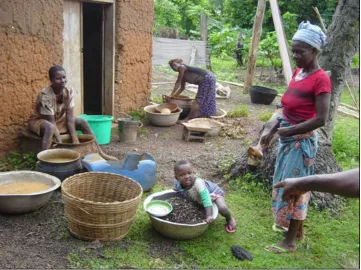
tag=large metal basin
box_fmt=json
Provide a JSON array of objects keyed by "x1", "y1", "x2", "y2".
[
  {"x1": 0, "y1": 171, "x2": 61, "y2": 214},
  {"x1": 144, "y1": 105, "x2": 183, "y2": 127},
  {"x1": 144, "y1": 190, "x2": 218, "y2": 240}
]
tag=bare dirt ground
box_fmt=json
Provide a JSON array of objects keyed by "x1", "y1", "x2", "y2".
[{"x1": 0, "y1": 69, "x2": 277, "y2": 269}]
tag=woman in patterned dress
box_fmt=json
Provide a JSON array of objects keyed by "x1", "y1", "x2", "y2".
[
  {"x1": 168, "y1": 58, "x2": 216, "y2": 120},
  {"x1": 262, "y1": 22, "x2": 331, "y2": 253}
]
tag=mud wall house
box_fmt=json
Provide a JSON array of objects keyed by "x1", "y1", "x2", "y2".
[{"x1": 0, "y1": 0, "x2": 153, "y2": 156}]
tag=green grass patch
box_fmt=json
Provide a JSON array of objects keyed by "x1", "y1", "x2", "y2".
[
  {"x1": 340, "y1": 87, "x2": 359, "y2": 107},
  {"x1": 153, "y1": 65, "x2": 175, "y2": 75},
  {"x1": 332, "y1": 115, "x2": 359, "y2": 170},
  {"x1": 151, "y1": 94, "x2": 164, "y2": 104},
  {"x1": 227, "y1": 105, "x2": 249, "y2": 118},
  {"x1": 0, "y1": 151, "x2": 36, "y2": 172},
  {"x1": 67, "y1": 179, "x2": 359, "y2": 269},
  {"x1": 259, "y1": 112, "x2": 273, "y2": 122},
  {"x1": 211, "y1": 56, "x2": 244, "y2": 83},
  {"x1": 129, "y1": 110, "x2": 147, "y2": 122}
]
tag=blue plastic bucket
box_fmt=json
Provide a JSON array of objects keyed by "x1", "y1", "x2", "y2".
[{"x1": 79, "y1": 115, "x2": 113, "y2": 145}]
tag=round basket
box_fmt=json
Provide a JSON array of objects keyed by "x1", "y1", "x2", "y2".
[
  {"x1": 249, "y1": 85, "x2": 278, "y2": 105},
  {"x1": 61, "y1": 172, "x2": 143, "y2": 241}
]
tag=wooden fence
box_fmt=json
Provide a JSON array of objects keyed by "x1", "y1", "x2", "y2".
[{"x1": 152, "y1": 37, "x2": 207, "y2": 66}]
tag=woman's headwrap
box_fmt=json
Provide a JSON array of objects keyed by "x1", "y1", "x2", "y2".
[
  {"x1": 168, "y1": 58, "x2": 184, "y2": 66},
  {"x1": 292, "y1": 21, "x2": 327, "y2": 51}
]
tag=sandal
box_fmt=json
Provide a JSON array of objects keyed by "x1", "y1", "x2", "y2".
[
  {"x1": 225, "y1": 218, "x2": 237, "y2": 233},
  {"x1": 264, "y1": 243, "x2": 297, "y2": 254}
]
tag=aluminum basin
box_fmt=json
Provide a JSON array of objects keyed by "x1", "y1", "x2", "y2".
[
  {"x1": 0, "y1": 171, "x2": 61, "y2": 214},
  {"x1": 144, "y1": 190, "x2": 218, "y2": 240}
]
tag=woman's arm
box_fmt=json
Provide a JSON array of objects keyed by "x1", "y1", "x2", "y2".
[
  {"x1": 66, "y1": 107, "x2": 79, "y2": 144},
  {"x1": 275, "y1": 168, "x2": 360, "y2": 201},
  {"x1": 278, "y1": 92, "x2": 330, "y2": 137},
  {"x1": 170, "y1": 66, "x2": 186, "y2": 96},
  {"x1": 173, "y1": 80, "x2": 186, "y2": 97}
]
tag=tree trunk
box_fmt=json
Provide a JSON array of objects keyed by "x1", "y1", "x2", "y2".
[
  {"x1": 230, "y1": 0, "x2": 359, "y2": 210},
  {"x1": 318, "y1": 0, "x2": 360, "y2": 144}
]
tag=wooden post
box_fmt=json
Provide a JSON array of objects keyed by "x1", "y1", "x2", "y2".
[
  {"x1": 244, "y1": 0, "x2": 266, "y2": 94},
  {"x1": 269, "y1": 0, "x2": 293, "y2": 85},
  {"x1": 189, "y1": 47, "x2": 197, "y2": 66},
  {"x1": 312, "y1": 7, "x2": 327, "y2": 33},
  {"x1": 200, "y1": 13, "x2": 208, "y2": 41},
  {"x1": 200, "y1": 13, "x2": 212, "y2": 70}
]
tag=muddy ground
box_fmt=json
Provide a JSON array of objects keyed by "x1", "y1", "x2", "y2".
[{"x1": 0, "y1": 68, "x2": 282, "y2": 269}]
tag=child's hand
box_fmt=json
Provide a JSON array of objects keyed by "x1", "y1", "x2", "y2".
[{"x1": 205, "y1": 216, "x2": 214, "y2": 224}]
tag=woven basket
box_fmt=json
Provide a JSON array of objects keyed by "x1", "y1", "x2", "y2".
[{"x1": 61, "y1": 172, "x2": 143, "y2": 241}]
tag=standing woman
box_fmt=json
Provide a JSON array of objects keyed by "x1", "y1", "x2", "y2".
[
  {"x1": 168, "y1": 59, "x2": 216, "y2": 119},
  {"x1": 263, "y1": 22, "x2": 331, "y2": 253}
]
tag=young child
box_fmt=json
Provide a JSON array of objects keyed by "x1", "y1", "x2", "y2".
[{"x1": 173, "y1": 160, "x2": 236, "y2": 232}]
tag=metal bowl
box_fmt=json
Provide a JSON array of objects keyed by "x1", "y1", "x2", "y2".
[
  {"x1": 144, "y1": 105, "x2": 183, "y2": 127},
  {"x1": 0, "y1": 171, "x2": 61, "y2": 214},
  {"x1": 143, "y1": 190, "x2": 218, "y2": 240}
]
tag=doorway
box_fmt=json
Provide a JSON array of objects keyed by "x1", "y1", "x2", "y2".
[
  {"x1": 83, "y1": 2, "x2": 103, "y2": 115},
  {"x1": 62, "y1": 0, "x2": 114, "y2": 117}
]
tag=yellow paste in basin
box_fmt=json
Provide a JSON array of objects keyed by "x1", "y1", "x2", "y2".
[{"x1": 0, "y1": 182, "x2": 51, "y2": 194}]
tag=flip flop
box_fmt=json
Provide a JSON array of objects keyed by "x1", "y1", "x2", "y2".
[
  {"x1": 272, "y1": 223, "x2": 288, "y2": 233},
  {"x1": 225, "y1": 219, "x2": 236, "y2": 233},
  {"x1": 272, "y1": 224, "x2": 304, "y2": 239},
  {"x1": 264, "y1": 244, "x2": 297, "y2": 254}
]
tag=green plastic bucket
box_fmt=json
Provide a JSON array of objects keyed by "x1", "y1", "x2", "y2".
[{"x1": 79, "y1": 114, "x2": 114, "y2": 145}]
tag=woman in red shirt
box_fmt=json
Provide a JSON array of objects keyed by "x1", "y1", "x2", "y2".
[{"x1": 256, "y1": 22, "x2": 331, "y2": 253}]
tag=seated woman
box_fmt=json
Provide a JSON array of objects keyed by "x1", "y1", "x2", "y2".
[
  {"x1": 168, "y1": 58, "x2": 216, "y2": 119},
  {"x1": 28, "y1": 65, "x2": 94, "y2": 150}
]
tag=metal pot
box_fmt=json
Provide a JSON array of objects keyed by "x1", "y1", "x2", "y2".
[
  {"x1": 144, "y1": 190, "x2": 218, "y2": 240},
  {"x1": 0, "y1": 171, "x2": 61, "y2": 214}
]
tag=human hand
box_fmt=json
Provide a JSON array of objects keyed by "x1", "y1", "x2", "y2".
[
  {"x1": 260, "y1": 132, "x2": 273, "y2": 148},
  {"x1": 277, "y1": 126, "x2": 293, "y2": 137},
  {"x1": 205, "y1": 216, "x2": 214, "y2": 224},
  {"x1": 274, "y1": 179, "x2": 306, "y2": 206}
]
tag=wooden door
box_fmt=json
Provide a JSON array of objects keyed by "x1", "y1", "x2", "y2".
[{"x1": 63, "y1": 0, "x2": 83, "y2": 116}]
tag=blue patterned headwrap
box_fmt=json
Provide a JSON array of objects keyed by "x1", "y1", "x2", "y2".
[{"x1": 292, "y1": 21, "x2": 327, "y2": 50}]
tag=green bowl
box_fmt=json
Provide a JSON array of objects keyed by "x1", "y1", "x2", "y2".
[{"x1": 146, "y1": 200, "x2": 173, "y2": 217}]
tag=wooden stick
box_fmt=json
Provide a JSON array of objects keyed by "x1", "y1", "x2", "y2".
[
  {"x1": 312, "y1": 7, "x2": 327, "y2": 33},
  {"x1": 340, "y1": 102, "x2": 359, "y2": 111},
  {"x1": 269, "y1": 0, "x2": 293, "y2": 84},
  {"x1": 189, "y1": 47, "x2": 197, "y2": 66},
  {"x1": 217, "y1": 80, "x2": 244, "y2": 87},
  {"x1": 244, "y1": 0, "x2": 266, "y2": 94},
  {"x1": 345, "y1": 81, "x2": 359, "y2": 109},
  {"x1": 152, "y1": 82, "x2": 173, "y2": 85}
]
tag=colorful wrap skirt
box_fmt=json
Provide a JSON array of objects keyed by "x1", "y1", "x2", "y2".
[{"x1": 272, "y1": 116, "x2": 318, "y2": 229}]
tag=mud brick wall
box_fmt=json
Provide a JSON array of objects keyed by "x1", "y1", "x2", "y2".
[
  {"x1": 114, "y1": 0, "x2": 154, "y2": 117},
  {"x1": 0, "y1": 1, "x2": 63, "y2": 156}
]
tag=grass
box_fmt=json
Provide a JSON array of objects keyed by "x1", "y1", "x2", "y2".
[
  {"x1": 259, "y1": 112, "x2": 273, "y2": 122},
  {"x1": 0, "y1": 152, "x2": 37, "y2": 171},
  {"x1": 340, "y1": 87, "x2": 359, "y2": 107},
  {"x1": 227, "y1": 105, "x2": 249, "y2": 118},
  {"x1": 150, "y1": 94, "x2": 164, "y2": 104},
  {"x1": 332, "y1": 115, "x2": 360, "y2": 170},
  {"x1": 67, "y1": 179, "x2": 359, "y2": 269}
]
